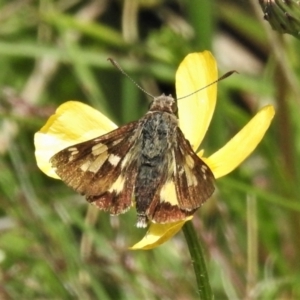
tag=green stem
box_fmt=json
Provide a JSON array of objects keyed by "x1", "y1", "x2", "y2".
[{"x1": 182, "y1": 221, "x2": 213, "y2": 300}]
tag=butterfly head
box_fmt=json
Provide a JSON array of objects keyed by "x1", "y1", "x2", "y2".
[{"x1": 149, "y1": 94, "x2": 178, "y2": 115}]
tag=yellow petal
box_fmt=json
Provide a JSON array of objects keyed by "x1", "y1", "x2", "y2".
[
  {"x1": 129, "y1": 217, "x2": 193, "y2": 250},
  {"x1": 34, "y1": 101, "x2": 117, "y2": 178},
  {"x1": 204, "y1": 105, "x2": 275, "y2": 179},
  {"x1": 176, "y1": 51, "x2": 218, "y2": 150}
]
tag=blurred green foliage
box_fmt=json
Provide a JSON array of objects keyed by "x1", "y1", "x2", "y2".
[{"x1": 0, "y1": 0, "x2": 300, "y2": 299}]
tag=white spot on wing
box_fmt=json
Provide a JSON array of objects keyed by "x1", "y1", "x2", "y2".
[
  {"x1": 108, "y1": 154, "x2": 121, "y2": 166},
  {"x1": 121, "y1": 153, "x2": 132, "y2": 169},
  {"x1": 112, "y1": 138, "x2": 123, "y2": 146},
  {"x1": 201, "y1": 165, "x2": 208, "y2": 180},
  {"x1": 67, "y1": 147, "x2": 79, "y2": 161},
  {"x1": 88, "y1": 151, "x2": 108, "y2": 172},
  {"x1": 109, "y1": 175, "x2": 125, "y2": 194},
  {"x1": 184, "y1": 165, "x2": 198, "y2": 187},
  {"x1": 185, "y1": 155, "x2": 194, "y2": 168},
  {"x1": 201, "y1": 165, "x2": 207, "y2": 173},
  {"x1": 160, "y1": 181, "x2": 178, "y2": 206},
  {"x1": 80, "y1": 160, "x2": 91, "y2": 172},
  {"x1": 92, "y1": 143, "x2": 108, "y2": 156}
]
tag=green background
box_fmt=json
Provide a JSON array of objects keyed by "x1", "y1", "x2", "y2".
[{"x1": 1, "y1": 0, "x2": 300, "y2": 299}]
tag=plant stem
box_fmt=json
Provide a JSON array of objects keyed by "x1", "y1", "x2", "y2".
[{"x1": 182, "y1": 221, "x2": 213, "y2": 300}]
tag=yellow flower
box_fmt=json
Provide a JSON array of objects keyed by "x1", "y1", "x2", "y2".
[{"x1": 34, "y1": 51, "x2": 275, "y2": 250}]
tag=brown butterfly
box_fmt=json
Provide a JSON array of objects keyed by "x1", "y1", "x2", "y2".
[{"x1": 50, "y1": 93, "x2": 215, "y2": 228}]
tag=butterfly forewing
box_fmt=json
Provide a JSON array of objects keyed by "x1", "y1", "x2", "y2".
[
  {"x1": 174, "y1": 129, "x2": 215, "y2": 209},
  {"x1": 50, "y1": 121, "x2": 140, "y2": 198}
]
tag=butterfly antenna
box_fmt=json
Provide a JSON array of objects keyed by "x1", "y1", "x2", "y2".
[
  {"x1": 177, "y1": 70, "x2": 238, "y2": 100},
  {"x1": 108, "y1": 58, "x2": 155, "y2": 99}
]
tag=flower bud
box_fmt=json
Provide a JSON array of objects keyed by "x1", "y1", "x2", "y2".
[{"x1": 259, "y1": 0, "x2": 300, "y2": 38}]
